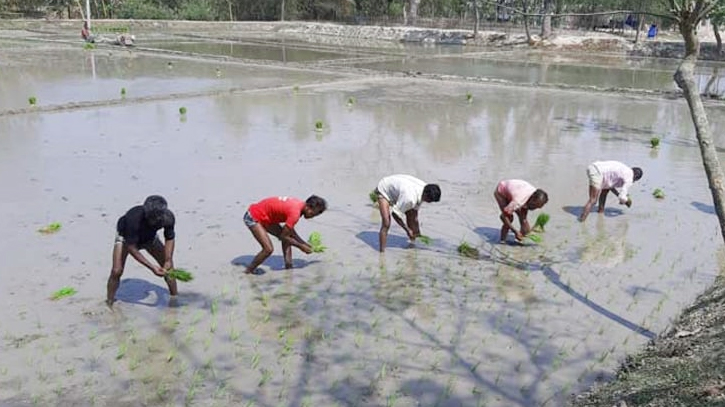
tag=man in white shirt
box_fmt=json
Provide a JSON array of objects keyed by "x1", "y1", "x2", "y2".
[
  {"x1": 374, "y1": 174, "x2": 441, "y2": 252},
  {"x1": 579, "y1": 161, "x2": 643, "y2": 222}
]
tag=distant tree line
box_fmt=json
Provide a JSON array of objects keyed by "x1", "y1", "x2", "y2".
[{"x1": 0, "y1": 0, "x2": 722, "y2": 48}]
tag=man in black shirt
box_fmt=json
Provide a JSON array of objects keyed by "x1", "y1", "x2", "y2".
[{"x1": 107, "y1": 195, "x2": 177, "y2": 307}]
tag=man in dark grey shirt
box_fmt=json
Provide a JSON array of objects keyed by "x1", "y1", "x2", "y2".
[{"x1": 107, "y1": 195, "x2": 177, "y2": 307}]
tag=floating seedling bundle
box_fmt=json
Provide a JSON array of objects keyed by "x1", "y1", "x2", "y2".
[
  {"x1": 457, "y1": 241, "x2": 479, "y2": 259},
  {"x1": 167, "y1": 268, "x2": 194, "y2": 282},
  {"x1": 653, "y1": 188, "x2": 665, "y2": 199},
  {"x1": 308, "y1": 231, "x2": 326, "y2": 253},
  {"x1": 28, "y1": 96, "x2": 37, "y2": 106},
  {"x1": 314, "y1": 120, "x2": 324, "y2": 132},
  {"x1": 38, "y1": 222, "x2": 62, "y2": 234},
  {"x1": 51, "y1": 286, "x2": 76, "y2": 300},
  {"x1": 179, "y1": 106, "x2": 187, "y2": 115},
  {"x1": 650, "y1": 137, "x2": 661, "y2": 148}
]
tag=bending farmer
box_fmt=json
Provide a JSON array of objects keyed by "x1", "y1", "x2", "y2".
[
  {"x1": 494, "y1": 179, "x2": 548, "y2": 243},
  {"x1": 107, "y1": 195, "x2": 177, "y2": 307},
  {"x1": 579, "y1": 160, "x2": 643, "y2": 222},
  {"x1": 373, "y1": 174, "x2": 441, "y2": 252}
]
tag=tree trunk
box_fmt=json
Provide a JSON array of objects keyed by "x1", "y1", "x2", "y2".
[
  {"x1": 473, "y1": 0, "x2": 479, "y2": 37},
  {"x1": 714, "y1": 22, "x2": 722, "y2": 55},
  {"x1": 675, "y1": 14, "x2": 725, "y2": 246},
  {"x1": 280, "y1": 0, "x2": 285, "y2": 21},
  {"x1": 228, "y1": 0, "x2": 233, "y2": 21},
  {"x1": 522, "y1": 0, "x2": 531, "y2": 43},
  {"x1": 541, "y1": 0, "x2": 552, "y2": 39},
  {"x1": 407, "y1": 0, "x2": 419, "y2": 26}
]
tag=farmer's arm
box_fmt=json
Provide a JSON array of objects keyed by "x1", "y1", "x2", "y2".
[
  {"x1": 280, "y1": 226, "x2": 312, "y2": 253},
  {"x1": 405, "y1": 209, "x2": 420, "y2": 238},
  {"x1": 128, "y1": 244, "x2": 165, "y2": 276},
  {"x1": 163, "y1": 239, "x2": 175, "y2": 270},
  {"x1": 392, "y1": 212, "x2": 414, "y2": 239},
  {"x1": 501, "y1": 208, "x2": 524, "y2": 241},
  {"x1": 162, "y1": 214, "x2": 176, "y2": 270},
  {"x1": 517, "y1": 208, "x2": 531, "y2": 235}
]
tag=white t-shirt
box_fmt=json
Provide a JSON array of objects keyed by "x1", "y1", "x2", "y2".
[
  {"x1": 377, "y1": 174, "x2": 426, "y2": 215},
  {"x1": 593, "y1": 161, "x2": 634, "y2": 203}
]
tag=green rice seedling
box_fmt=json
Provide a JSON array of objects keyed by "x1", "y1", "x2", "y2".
[
  {"x1": 28, "y1": 96, "x2": 37, "y2": 106},
  {"x1": 533, "y1": 213, "x2": 550, "y2": 232},
  {"x1": 292, "y1": 85, "x2": 300, "y2": 93},
  {"x1": 347, "y1": 97, "x2": 355, "y2": 107},
  {"x1": 167, "y1": 268, "x2": 194, "y2": 282},
  {"x1": 369, "y1": 190, "x2": 379, "y2": 205},
  {"x1": 258, "y1": 368, "x2": 272, "y2": 386},
  {"x1": 466, "y1": 92, "x2": 473, "y2": 103},
  {"x1": 83, "y1": 42, "x2": 95, "y2": 50},
  {"x1": 457, "y1": 241, "x2": 479, "y2": 259},
  {"x1": 418, "y1": 235, "x2": 432, "y2": 245},
  {"x1": 526, "y1": 233, "x2": 543, "y2": 243},
  {"x1": 38, "y1": 222, "x2": 62, "y2": 234},
  {"x1": 51, "y1": 286, "x2": 76, "y2": 300},
  {"x1": 308, "y1": 231, "x2": 326, "y2": 253},
  {"x1": 179, "y1": 106, "x2": 187, "y2": 115},
  {"x1": 116, "y1": 343, "x2": 127, "y2": 360},
  {"x1": 120, "y1": 87, "x2": 126, "y2": 97},
  {"x1": 652, "y1": 188, "x2": 665, "y2": 199},
  {"x1": 650, "y1": 137, "x2": 660, "y2": 148},
  {"x1": 314, "y1": 120, "x2": 324, "y2": 132}
]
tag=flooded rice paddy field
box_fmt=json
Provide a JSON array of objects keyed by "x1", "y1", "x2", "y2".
[{"x1": 2, "y1": 32, "x2": 725, "y2": 407}]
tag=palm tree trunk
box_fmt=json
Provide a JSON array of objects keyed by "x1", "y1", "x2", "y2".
[{"x1": 675, "y1": 13, "x2": 725, "y2": 245}]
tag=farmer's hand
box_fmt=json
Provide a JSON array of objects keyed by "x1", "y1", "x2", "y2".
[
  {"x1": 300, "y1": 244, "x2": 313, "y2": 255},
  {"x1": 514, "y1": 231, "x2": 525, "y2": 242},
  {"x1": 625, "y1": 198, "x2": 632, "y2": 208},
  {"x1": 163, "y1": 260, "x2": 173, "y2": 271},
  {"x1": 407, "y1": 230, "x2": 418, "y2": 241},
  {"x1": 152, "y1": 266, "x2": 167, "y2": 277}
]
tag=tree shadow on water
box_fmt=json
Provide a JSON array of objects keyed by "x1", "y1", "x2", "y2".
[
  {"x1": 691, "y1": 201, "x2": 715, "y2": 214},
  {"x1": 482, "y1": 246, "x2": 656, "y2": 339},
  {"x1": 230, "y1": 255, "x2": 319, "y2": 271}
]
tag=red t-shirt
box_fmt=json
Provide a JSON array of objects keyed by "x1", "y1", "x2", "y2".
[{"x1": 248, "y1": 197, "x2": 305, "y2": 228}]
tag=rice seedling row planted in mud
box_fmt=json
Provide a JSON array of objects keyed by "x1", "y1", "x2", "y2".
[{"x1": 38, "y1": 222, "x2": 62, "y2": 234}]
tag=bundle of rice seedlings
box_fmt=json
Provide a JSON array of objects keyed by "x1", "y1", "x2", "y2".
[
  {"x1": 179, "y1": 106, "x2": 187, "y2": 115},
  {"x1": 457, "y1": 241, "x2": 479, "y2": 259},
  {"x1": 526, "y1": 234, "x2": 543, "y2": 243},
  {"x1": 533, "y1": 213, "x2": 550, "y2": 233},
  {"x1": 650, "y1": 137, "x2": 661, "y2": 148},
  {"x1": 51, "y1": 287, "x2": 76, "y2": 300},
  {"x1": 28, "y1": 96, "x2": 37, "y2": 106},
  {"x1": 652, "y1": 188, "x2": 665, "y2": 199},
  {"x1": 314, "y1": 120, "x2": 324, "y2": 131},
  {"x1": 418, "y1": 235, "x2": 432, "y2": 245},
  {"x1": 167, "y1": 268, "x2": 194, "y2": 282},
  {"x1": 308, "y1": 231, "x2": 326, "y2": 253},
  {"x1": 38, "y1": 222, "x2": 62, "y2": 234},
  {"x1": 369, "y1": 190, "x2": 378, "y2": 203}
]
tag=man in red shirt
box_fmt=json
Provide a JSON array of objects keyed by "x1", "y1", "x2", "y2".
[{"x1": 243, "y1": 195, "x2": 327, "y2": 274}]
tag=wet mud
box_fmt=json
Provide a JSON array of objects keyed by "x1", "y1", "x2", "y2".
[{"x1": 1, "y1": 24, "x2": 725, "y2": 407}]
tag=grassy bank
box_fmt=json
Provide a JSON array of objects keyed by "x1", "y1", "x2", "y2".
[{"x1": 571, "y1": 275, "x2": 725, "y2": 406}]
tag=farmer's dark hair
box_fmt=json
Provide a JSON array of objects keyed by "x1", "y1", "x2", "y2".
[
  {"x1": 531, "y1": 189, "x2": 548, "y2": 204},
  {"x1": 633, "y1": 167, "x2": 643, "y2": 181},
  {"x1": 423, "y1": 184, "x2": 441, "y2": 202},
  {"x1": 306, "y1": 195, "x2": 327, "y2": 213},
  {"x1": 143, "y1": 195, "x2": 169, "y2": 225}
]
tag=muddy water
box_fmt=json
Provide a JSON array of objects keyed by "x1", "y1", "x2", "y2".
[
  {"x1": 356, "y1": 54, "x2": 725, "y2": 94},
  {"x1": 0, "y1": 48, "x2": 348, "y2": 111},
  {"x1": 146, "y1": 40, "x2": 360, "y2": 62},
  {"x1": 2, "y1": 40, "x2": 725, "y2": 407}
]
